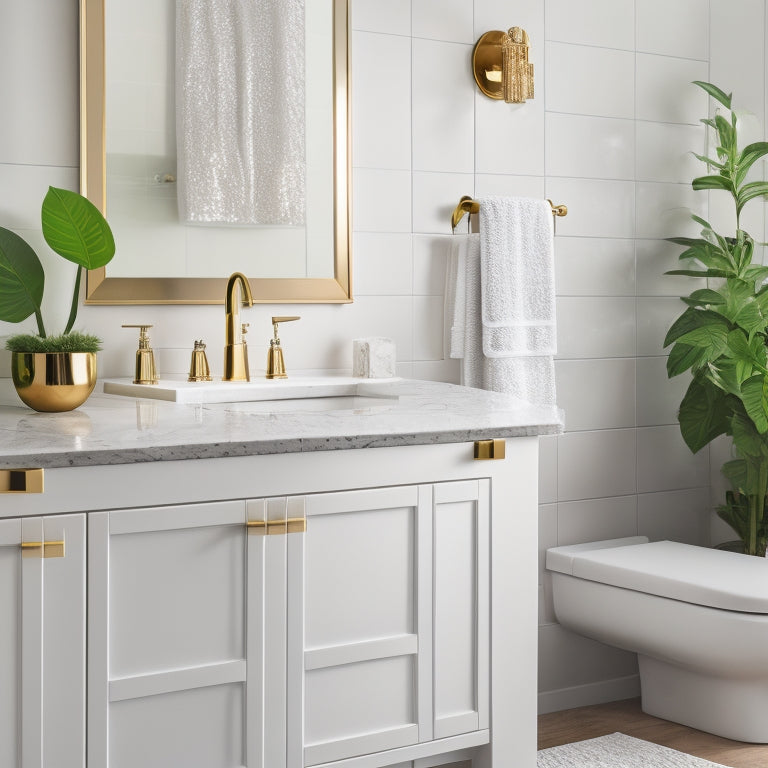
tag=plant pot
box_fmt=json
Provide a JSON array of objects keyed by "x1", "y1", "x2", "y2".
[{"x1": 11, "y1": 352, "x2": 97, "y2": 412}]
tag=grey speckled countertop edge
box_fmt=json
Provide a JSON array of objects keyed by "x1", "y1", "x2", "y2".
[{"x1": 0, "y1": 379, "x2": 563, "y2": 469}]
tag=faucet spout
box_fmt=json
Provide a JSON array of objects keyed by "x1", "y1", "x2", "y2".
[{"x1": 223, "y1": 272, "x2": 254, "y2": 381}]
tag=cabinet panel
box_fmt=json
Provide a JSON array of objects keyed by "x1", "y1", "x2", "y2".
[
  {"x1": 305, "y1": 488, "x2": 418, "y2": 648},
  {"x1": 0, "y1": 519, "x2": 21, "y2": 768},
  {"x1": 109, "y1": 521, "x2": 245, "y2": 677},
  {"x1": 109, "y1": 684, "x2": 244, "y2": 768},
  {"x1": 0, "y1": 514, "x2": 85, "y2": 768}
]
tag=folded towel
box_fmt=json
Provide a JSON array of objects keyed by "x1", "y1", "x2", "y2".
[
  {"x1": 176, "y1": 0, "x2": 306, "y2": 225},
  {"x1": 478, "y1": 196, "x2": 556, "y2": 358},
  {"x1": 447, "y1": 233, "x2": 483, "y2": 388}
]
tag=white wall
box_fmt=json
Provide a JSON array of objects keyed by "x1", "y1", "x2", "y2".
[{"x1": 0, "y1": 0, "x2": 763, "y2": 715}]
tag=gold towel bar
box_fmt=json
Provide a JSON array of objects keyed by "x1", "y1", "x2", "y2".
[{"x1": 451, "y1": 195, "x2": 567, "y2": 231}]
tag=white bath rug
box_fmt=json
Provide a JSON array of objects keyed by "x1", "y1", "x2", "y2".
[{"x1": 537, "y1": 732, "x2": 728, "y2": 768}]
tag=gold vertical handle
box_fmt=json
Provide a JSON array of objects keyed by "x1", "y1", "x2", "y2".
[
  {"x1": 0, "y1": 468, "x2": 44, "y2": 493},
  {"x1": 474, "y1": 439, "x2": 506, "y2": 460},
  {"x1": 246, "y1": 518, "x2": 306, "y2": 535}
]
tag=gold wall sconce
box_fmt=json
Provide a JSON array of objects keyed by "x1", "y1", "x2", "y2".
[{"x1": 473, "y1": 27, "x2": 534, "y2": 103}]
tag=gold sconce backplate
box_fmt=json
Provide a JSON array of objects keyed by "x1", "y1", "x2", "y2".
[{"x1": 473, "y1": 30, "x2": 507, "y2": 100}]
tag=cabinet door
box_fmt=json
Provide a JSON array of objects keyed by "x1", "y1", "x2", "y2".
[
  {"x1": 432, "y1": 480, "x2": 489, "y2": 739},
  {"x1": 301, "y1": 480, "x2": 490, "y2": 766},
  {"x1": 302, "y1": 485, "x2": 431, "y2": 766},
  {"x1": 0, "y1": 514, "x2": 86, "y2": 768}
]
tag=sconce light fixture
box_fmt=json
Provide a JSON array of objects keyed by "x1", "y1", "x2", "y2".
[{"x1": 472, "y1": 27, "x2": 534, "y2": 104}]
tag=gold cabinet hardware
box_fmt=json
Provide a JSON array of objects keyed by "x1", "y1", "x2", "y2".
[
  {"x1": 0, "y1": 468, "x2": 44, "y2": 493},
  {"x1": 21, "y1": 540, "x2": 65, "y2": 559},
  {"x1": 247, "y1": 517, "x2": 306, "y2": 535},
  {"x1": 474, "y1": 439, "x2": 506, "y2": 460}
]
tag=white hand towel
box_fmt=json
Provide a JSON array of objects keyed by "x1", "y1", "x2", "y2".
[
  {"x1": 446, "y1": 233, "x2": 483, "y2": 388},
  {"x1": 478, "y1": 196, "x2": 557, "y2": 406},
  {"x1": 478, "y1": 196, "x2": 556, "y2": 358}
]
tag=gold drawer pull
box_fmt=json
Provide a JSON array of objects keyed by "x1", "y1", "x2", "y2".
[
  {"x1": 21, "y1": 540, "x2": 65, "y2": 559},
  {"x1": 1, "y1": 469, "x2": 44, "y2": 494},
  {"x1": 247, "y1": 517, "x2": 306, "y2": 535},
  {"x1": 474, "y1": 439, "x2": 506, "y2": 460}
]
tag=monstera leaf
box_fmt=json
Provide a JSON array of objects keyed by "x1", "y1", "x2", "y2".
[
  {"x1": 41, "y1": 186, "x2": 115, "y2": 269},
  {"x1": 0, "y1": 226, "x2": 44, "y2": 323}
]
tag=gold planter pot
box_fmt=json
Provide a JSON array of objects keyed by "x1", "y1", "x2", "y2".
[{"x1": 11, "y1": 352, "x2": 97, "y2": 413}]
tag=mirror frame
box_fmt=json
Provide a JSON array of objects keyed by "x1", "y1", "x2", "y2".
[{"x1": 79, "y1": 0, "x2": 352, "y2": 305}]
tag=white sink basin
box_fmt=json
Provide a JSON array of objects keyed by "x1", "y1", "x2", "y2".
[{"x1": 102, "y1": 375, "x2": 399, "y2": 405}]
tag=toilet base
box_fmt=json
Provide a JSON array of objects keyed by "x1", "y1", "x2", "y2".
[{"x1": 639, "y1": 655, "x2": 768, "y2": 743}]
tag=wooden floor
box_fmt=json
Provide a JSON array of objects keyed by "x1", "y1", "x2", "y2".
[{"x1": 538, "y1": 698, "x2": 768, "y2": 768}]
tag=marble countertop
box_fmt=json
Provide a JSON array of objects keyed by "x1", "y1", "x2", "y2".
[{"x1": 0, "y1": 377, "x2": 563, "y2": 469}]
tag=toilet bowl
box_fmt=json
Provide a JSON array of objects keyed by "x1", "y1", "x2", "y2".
[{"x1": 546, "y1": 536, "x2": 768, "y2": 743}]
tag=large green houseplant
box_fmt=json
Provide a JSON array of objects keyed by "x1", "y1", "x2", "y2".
[
  {"x1": 0, "y1": 186, "x2": 115, "y2": 411},
  {"x1": 665, "y1": 81, "x2": 768, "y2": 557}
]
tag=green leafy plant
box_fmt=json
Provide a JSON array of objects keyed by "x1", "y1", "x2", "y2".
[
  {"x1": 0, "y1": 186, "x2": 115, "y2": 349},
  {"x1": 665, "y1": 81, "x2": 768, "y2": 557}
]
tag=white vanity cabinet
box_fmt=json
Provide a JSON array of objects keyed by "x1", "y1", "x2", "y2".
[
  {"x1": 0, "y1": 436, "x2": 542, "y2": 768},
  {"x1": 0, "y1": 514, "x2": 86, "y2": 768}
]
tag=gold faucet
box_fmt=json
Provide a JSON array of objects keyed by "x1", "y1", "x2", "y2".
[{"x1": 223, "y1": 272, "x2": 254, "y2": 381}]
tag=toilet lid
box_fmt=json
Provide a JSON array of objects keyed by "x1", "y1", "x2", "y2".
[{"x1": 550, "y1": 540, "x2": 768, "y2": 614}]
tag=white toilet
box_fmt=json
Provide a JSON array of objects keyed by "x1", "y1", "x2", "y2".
[{"x1": 546, "y1": 536, "x2": 768, "y2": 743}]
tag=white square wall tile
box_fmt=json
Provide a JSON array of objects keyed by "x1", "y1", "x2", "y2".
[
  {"x1": 638, "y1": 488, "x2": 710, "y2": 546},
  {"x1": 412, "y1": 295, "x2": 445, "y2": 361},
  {"x1": 636, "y1": 0, "x2": 708, "y2": 60},
  {"x1": 545, "y1": 179, "x2": 635, "y2": 239},
  {"x1": 475, "y1": 175, "x2": 546, "y2": 200},
  {"x1": 635, "y1": 182, "x2": 706, "y2": 240},
  {"x1": 412, "y1": 235, "x2": 450, "y2": 295},
  {"x1": 556, "y1": 297, "x2": 635, "y2": 360},
  {"x1": 557, "y1": 495, "x2": 638, "y2": 546},
  {"x1": 539, "y1": 435, "x2": 558, "y2": 505},
  {"x1": 636, "y1": 356, "x2": 689, "y2": 428},
  {"x1": 353, "y1": 168, "x2": 412, "y2": 233},
  {"x1": 545, "y1": 42, "x2": 634, "y2": 119},
  {"x1": 558, "y1": 429, "x2": 637, "y2": 501},
  {"x1": 352, "y1": 0, "x2": 411, "y2": 34},
  {"x1": 555, "y1": 238, "x2": 635, "y2": 297},
  {"x1": 474, "y1": 0, "x2": 544, "y2": 49},
  {"x1": 412, "y1": 0, "x2": 473, "y2": 43},
  {"x1": 0, "y1": 165, "x2": 79, "y2": 228},
  {"x1": 556, "y1": 358, "x2": 636, "y2": 431},
  {"x1": 412, "y1": 172, "x2": 474, "y2": 235},
  {"x1": 352, "y1": 32, "x2": 412, "y2": 171},
  {"x1": 637, "y1": 426, "x2": 710, "y2": 494},
  {"x1": 636, "y1": 239, "x2": 706, "y2": 298},
  {"x1": 546, "y1": 114, "x2": 634, "y2": 181},
  {"x1": 475, "y1": 92, "x2": 545, "y2": 177},
  {"x1": 545, "y1": 0, "x2": 634, "y2": 50},
  {"x1": 709, "y1": 0, "x2": 765, "y2": 124},
  {"x1": 636, "y1": 55, "x2": 708, "y2": 125},
  {"x1": 412, "y1": 39, "x2": 474, "y2": 174},
  {"x1": 636, "y1": 122, "x2": 705, "y2": 185},
  {"x1": 636, "y1": 297, "x2": 686, "y2": 358},
  {"x1": 353, "y1": 233, "x2": 413, "y2": 296}
]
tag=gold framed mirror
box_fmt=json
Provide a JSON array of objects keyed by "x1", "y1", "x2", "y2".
[{"x1": 80, "y1": 0, "x2": 351, "y2": 305}]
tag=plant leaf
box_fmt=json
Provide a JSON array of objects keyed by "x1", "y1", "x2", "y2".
[
  {"x1": 692, "y1": 152, "x2": 726, "y2": 171},
  {"x1": 666, "y1": 269, "x2": 730, "y2": 278},
  {"x1": 693, "y1": 174, "x2": 734, "y2": 193},
  {"x1": 694, "y1": 80, "x2": 733, "y2": 109},
  {"x1": 741, "y1": 374, "x2": 768, "y2": 433},
  {"x1": 678, "y1": 375, "x2": 729, "y2": 453},
  {"x1": 41, "y1": 186, "x2": 115, "y2": 270},
  {"x1": 680, "y1": 288, "x2": 726, "y2": 308},
  {"x1": 737, "y1": 181, "x2": 768, "y2": 213},
  {"x1": 0, "y1": 226, "x2": 44, "y2": 323},
  {"x1": 667, "y1": 342, "x2": 709, "y2": 377}
]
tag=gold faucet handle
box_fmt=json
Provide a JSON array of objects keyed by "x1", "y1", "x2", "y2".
[{"x1": 271, "y1": 316, "x2": 301, "y2": 325}]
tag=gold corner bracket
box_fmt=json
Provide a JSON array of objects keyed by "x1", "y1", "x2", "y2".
[
  {"x1": 474, "y1": 439, "x2": 506, "y2": 461},
  {"x1": 0, "y1": 468, "x2": 44, "y2": 494},
  {"x1": 473, "y1": 26, "x2": 534, "y2": 103}
]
